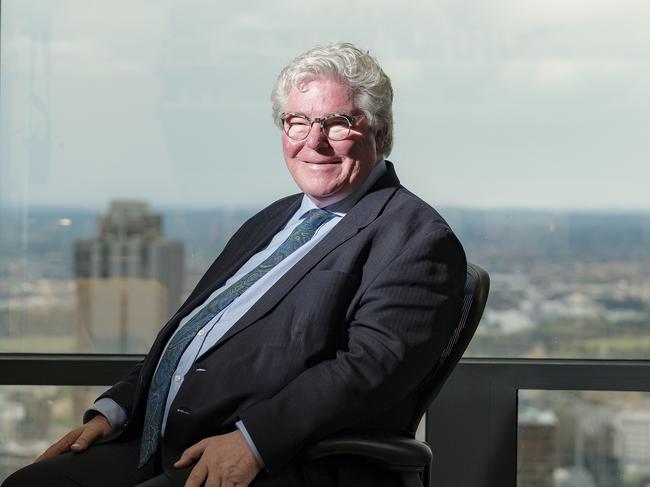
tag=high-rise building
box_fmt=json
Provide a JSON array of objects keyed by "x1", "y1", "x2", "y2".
[
  {"x1": 614, "y1": 410, "x2": 650, "y2": 476},
  {"x1": 74, "y1": 200, "x2": 184, "y2": 353},
  {"x1": 518, "y1": 407, "x2": 557, "y2": 487}
]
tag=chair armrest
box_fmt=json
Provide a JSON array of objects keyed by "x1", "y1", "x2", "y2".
[{"x1": 303, "y1": 433, "x2": 432, "y2": 470}]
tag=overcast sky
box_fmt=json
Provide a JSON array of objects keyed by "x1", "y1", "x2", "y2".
[{"x1": 2, "y1": 0, "x2": 650, "y2": 211}]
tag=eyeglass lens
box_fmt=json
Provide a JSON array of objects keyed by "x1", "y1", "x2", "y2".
[{"x1": 283, "y1": 115, "x2": 351, "y2": 141}]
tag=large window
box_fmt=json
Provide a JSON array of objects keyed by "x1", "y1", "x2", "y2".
[
  {"x1": 3, "y1": 1, "x2": 648, "y2": 359},
  {"x1": 1, "y1": 1, "x2": 650, "y2": 483}
]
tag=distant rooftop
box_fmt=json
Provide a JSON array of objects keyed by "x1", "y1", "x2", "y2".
[
  {"x1": 99, "y1": 200, "x2": 162, "y2": 241},
  {"x1": 519, "y1": 406, "x2": 558, "y2": 426}
]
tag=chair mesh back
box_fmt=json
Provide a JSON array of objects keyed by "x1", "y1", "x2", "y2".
[
  {"x1": 440, "y1": 286, "x2": 475, "y2": 362},
  {"x1": 408, "y1": 263, "x2": 488, "y2": 433}
]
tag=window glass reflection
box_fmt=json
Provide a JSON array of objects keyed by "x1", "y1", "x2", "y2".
[
  {"x1": 519, "y1": 390, "x2": 650, "y2": 487},
  {"x1": 0, "y1": 386, "x2": 107, "y2": 482},
  {"x1": 1, "y1": 0, "x2": 649, "y2": 357}
]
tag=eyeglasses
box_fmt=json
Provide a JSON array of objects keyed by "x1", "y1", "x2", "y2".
[{"x1": 280, "y1": 112, "x2": 364, "y2": 141}]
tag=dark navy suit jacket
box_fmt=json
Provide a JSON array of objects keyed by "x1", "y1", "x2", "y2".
[{"x1": 98, "y1": 162, "x2": 466, "y2": 486}]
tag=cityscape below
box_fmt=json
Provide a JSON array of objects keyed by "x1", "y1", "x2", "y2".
[{"x1": 0, "y1": 201, "x2": 649, "y2": 486}]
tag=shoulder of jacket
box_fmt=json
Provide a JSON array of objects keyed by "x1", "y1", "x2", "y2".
[{"x1": 386, "y1": 186, "x2": 453, "y2": 229}]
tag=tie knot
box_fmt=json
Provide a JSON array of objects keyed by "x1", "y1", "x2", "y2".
[{"x1": 302, "y1": 208, "x2": 334, "y2": 228}]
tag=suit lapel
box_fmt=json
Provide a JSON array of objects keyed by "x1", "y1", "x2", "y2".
[
  {"x1": 204, "y1": 163, "x2": 401, "y2": 351},
  {"x1": 145, "y1": 195, "x2": 302, "y2": 367},
  {"x1": 192, "y1": 195, "x2": 303, "y2": 305}
]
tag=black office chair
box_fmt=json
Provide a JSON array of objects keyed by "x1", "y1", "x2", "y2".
[{"x1": 304, "y1": 262, "x2": 490, "y2": 487}]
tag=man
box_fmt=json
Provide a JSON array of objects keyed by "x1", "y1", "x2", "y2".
[{"x1": 3, "y1": 43, "x2": 466, "y2": 487}]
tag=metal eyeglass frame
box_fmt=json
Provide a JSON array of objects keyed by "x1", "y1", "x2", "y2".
[{"x1": 280, "y1": 112, "x2": 364, "y2": 141}]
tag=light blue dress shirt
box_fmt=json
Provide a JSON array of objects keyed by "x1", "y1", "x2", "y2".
[{"x1": 88, "y1": 160, "x2": 387, "y2": 466}]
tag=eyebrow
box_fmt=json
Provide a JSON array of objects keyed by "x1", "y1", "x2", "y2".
[{"x1": 283, "y1": 112, "x2": 357, "y2": 119}]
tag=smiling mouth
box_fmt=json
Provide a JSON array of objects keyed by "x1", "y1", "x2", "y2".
[{"x1": 303, "y1": 160, "x2": 341, "y2": 165}]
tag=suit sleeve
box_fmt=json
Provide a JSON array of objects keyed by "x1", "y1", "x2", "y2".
[
  {"x1": 94, "y1": 360, "x2": 144, "y2": 422},
  {"x1": 238, "y1": 226, "x2": 466, "y2": 472}
]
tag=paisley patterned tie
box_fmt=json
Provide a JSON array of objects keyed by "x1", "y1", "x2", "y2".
[{"x1": 138, "y1": 208, "x2": 334, "y2": 467}]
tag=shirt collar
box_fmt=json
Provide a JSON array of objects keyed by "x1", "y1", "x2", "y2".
[{"x1": 298, "y1": 159, "x2": 387, "y2": 218}]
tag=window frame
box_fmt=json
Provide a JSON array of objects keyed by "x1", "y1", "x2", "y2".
[
  {"x1": 427, "y1": 358, "x2": 650, "y2": 486},
  {"x1": 3, "y1": 355, "x2": 650, "y2": 486}
]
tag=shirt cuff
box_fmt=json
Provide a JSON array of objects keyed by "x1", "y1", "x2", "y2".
[
  {"x1": 84, "y1": 397, "x2": 129, "y2": 432},
  {"x1": 236, "y1": 420, "x2": 265, "y2": 468}
]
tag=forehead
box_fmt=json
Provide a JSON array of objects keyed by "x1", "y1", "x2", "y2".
[{"x1": 285, "y1": 77, "x2": 356, "y2": 115}]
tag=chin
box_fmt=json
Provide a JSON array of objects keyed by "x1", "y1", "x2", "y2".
[
  {"x1": 305, "y1": 188, "x2": 351, "y2": 206},
  {"x1": 305, "y1": 190, "x2": 336, "y2": 202},
  {"x1": 300, "y1": 180, "x2": 341, "y2": 198}
]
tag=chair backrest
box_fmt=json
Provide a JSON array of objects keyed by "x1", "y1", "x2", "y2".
[{"x1": 408, "y1": 262, "x2": 490, "y2": 433}]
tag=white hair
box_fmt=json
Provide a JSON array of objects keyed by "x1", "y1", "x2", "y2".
[{"x1": 271, "y1": 43, "x2": 394, "y2": 158}]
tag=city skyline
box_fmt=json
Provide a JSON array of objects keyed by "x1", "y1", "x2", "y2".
[
  {"x1": 1, "y1": 204, "x2": 649, "y2": 484},
  {"x1": 1, "y1": 201, "x2": 649, "y2": 358}
]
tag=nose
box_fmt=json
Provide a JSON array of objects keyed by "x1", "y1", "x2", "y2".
[{"x1": 304, "y1": 121, "x2": 329, "y2": 149}]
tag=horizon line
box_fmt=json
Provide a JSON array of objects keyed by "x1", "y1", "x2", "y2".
[{"x1": 3, "y1": 202, "x2": 650, "y2": 215}]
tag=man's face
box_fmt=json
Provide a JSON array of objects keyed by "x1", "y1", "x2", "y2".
[{"x1": 282, "y1": 78, "x2": 380, "y2": 207}]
